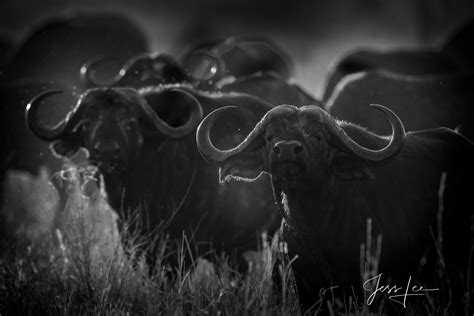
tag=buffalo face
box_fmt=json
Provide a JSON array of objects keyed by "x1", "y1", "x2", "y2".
[
  {"x1": 26, "y1": 87, "x2": 203, "y2": 174},
  {"x1": 71, "y1": 91, "x2": 146, "y2": 172},
  {"x1": 260, "y1": 107, "x2": 331, "y2": 188},
  {"x1": 196, "y1": 104, "x2": 405, "y2": 191}
]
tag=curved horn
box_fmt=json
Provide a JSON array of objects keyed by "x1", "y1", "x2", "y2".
[
  {"x1": 196, "y1": 105, "x2": 268, "y2": 162},
  {"x1": 187, "y1": 51, "x2": 225, "y2": 81},
  {"x1": 80, "y1": 56, "x2": 121, "y2": 87},
  {"x1": 25, "y1": 90, "x2": 67, "y2": 141},
  {"x1": 139, "y1": 88, "x2": 204, "y2": 139},
  {"x1": 329, "y1": 104, "x2": 406, "y2": 161}
]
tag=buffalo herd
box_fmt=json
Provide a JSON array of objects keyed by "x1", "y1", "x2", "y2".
[{"x1": 1, "y1": 11, "x2": 473, "y2": 314}]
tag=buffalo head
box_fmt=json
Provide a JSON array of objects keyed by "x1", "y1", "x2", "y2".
[
  {"x1": 81, "y1": 52, "x2": 190, "y2": 88},
  {"x1": 196, "y1": 104, "x2": 405, "y2": 190},
  {"x1": 182, "y1": 36, "x2": 293, "y2": 86},
  {"x1": 26, "y1": 87, "x2": 202, "y2": 173}
]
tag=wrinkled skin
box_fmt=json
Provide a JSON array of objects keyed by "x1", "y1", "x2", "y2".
[{"x1": 197, "y1": 104, "x2": 473, "y2": 313}]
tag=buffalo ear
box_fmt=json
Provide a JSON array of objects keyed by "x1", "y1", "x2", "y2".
[
  {"x1": 330, "y1": 151, "x2": 375, "y2": 180},
  {"x1": 50, "y1": 137, "x2": 82, "y2": 159},
  {"x1": 219, "y1": 150, "x2": 266, "y2": 183}
]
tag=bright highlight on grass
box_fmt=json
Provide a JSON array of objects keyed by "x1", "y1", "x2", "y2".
[{"x1": 0, "y1": 165, "x2": 467, "y2": 315}]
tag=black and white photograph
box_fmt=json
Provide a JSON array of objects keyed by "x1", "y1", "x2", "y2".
[{"x1": 0, "y1": 0, "x2": 473, "y2": 314}]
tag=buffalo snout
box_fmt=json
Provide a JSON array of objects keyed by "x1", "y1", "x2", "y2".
[
  {"x1": 272, "y1": 140, "x2": 304, "y2": 161},
  {"x1": 93, "y1": 141, "x2": 121, "y2": 158}
]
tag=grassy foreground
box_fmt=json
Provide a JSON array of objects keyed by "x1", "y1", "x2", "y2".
[
  {"x1": 0, "y1": 166, "x2": 469, "y2": 315},
  {"x1": 0, "y1": 166, "x2": 302, "y2": 315}
]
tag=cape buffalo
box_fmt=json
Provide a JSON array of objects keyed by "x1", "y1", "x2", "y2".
[
  {"x1": 180, "y1": 36, "x2": 294, "y2": 87},
  {"x1": 80, "y1": 37, "x2": 314, "y2": 106},
  {"x1": 321, "y1": 49, "x2": 461, "y2": 102},
  {"x1": 0, "y1": 12, "x2": 149, "y2": 192},
  {"x1": 220, "y1": 72, "x2": 317, "y2": 106},
  {"x1": 80, "y1": 52, "x2": 316, "y2": 108},
  {"x1": 1, "y1": 12, "x2": 149, "y2": 89},
  {"x1": 81, "y1": 52, "x2": 190, "y2": 89},
  {"x1": 326, "y1": 71, "x2": 474, "y2": 140},
  {"x1": 196, "y1": 104, "x2": 473, "y2": 313},
  {"x1": 25, "y1": 85, "x2": 280, "y2": 255},
  {"x1": 322, "y1": 19, "x2": 474, "y2": 103}
]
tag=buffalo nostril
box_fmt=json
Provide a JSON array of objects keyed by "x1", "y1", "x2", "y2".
[
  {"x1": 273, "y1": 141, "x2": 304, "y2": 159},
  {"x1": 294, "y1": 145, "x2": 303, "y2": 155},
  {"x1": 92, "y1": 141, "x2": 120, "y2": 156}
]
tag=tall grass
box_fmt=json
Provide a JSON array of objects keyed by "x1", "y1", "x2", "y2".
[
  {"x1": 0, "y1": 166, "x2": 470, "y2": 315},
  {"x1": 0, "y1": 165, "x2": 300, "y2": 315}
]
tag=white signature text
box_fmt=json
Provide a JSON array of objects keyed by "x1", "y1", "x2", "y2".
[{"x1": 363, "y1": 273, "x2": 439, "y2": 308}]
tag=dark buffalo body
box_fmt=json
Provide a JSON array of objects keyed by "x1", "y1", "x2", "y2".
[
  {"x1": 26, "y1": 85, "x2": 281, "y2": 254},
  {"x1": 0, "y1": 12, "x2": 149, "y2": 188},
  {"x1": 197, "y1": 104, "x2": 473, "y2": 312},
  {"x1": 322, "y1": 49, "x2": 461, "y2": 102},
  {"x1": 327, "y1": 71, "x2": 474, "y2": 140},
  {"x1": 0, "y1": 31, "x2": 13, "y2": 69},
  {"x1": 180, "y1": 36, "x2": 294, "y2": 88},
  {"x1": 220, "y1": 72, "x2": 317, "y2": 107},
  {"x1": 441, "y1": 18, "x2": 474, "y2": 70},
  {"x1": 24, "y1": 33, "x2": 317, "y2": 254},
  {"x1": 81, "y1": 45, "x2": 318, "y2": 105},
  {"x1": 81, "y1": 52, "x2": 191, "y2": 89},
  {"x1": 1, "y1": 12, "x2": 148, "y2": 88},
  {"x1": 322, "y1": 19, "x2": 474, "y2": 103},
  {"x1": 81, "y1": 36, "x2": 315, "y2": 107}
]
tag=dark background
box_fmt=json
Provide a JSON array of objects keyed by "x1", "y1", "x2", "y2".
[{"x1": 1, "y1": 0, "x2": 473, "y2": 98}]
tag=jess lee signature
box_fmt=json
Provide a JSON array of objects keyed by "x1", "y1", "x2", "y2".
[{"x1": 363, "y1": 273, "x2": 439, "y2": 308}]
